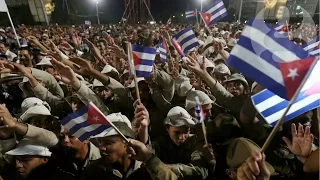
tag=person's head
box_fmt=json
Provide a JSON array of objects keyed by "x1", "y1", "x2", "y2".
[
  {"x1": 18, "y1": 47, "x2": 33, "y2": 67},
  {"x1": 65, "y1": 94, "x2": 86, "y2": 112},
  {"x1": 6, "y1": 139, "x2": 52, "y2": 180},
  {"x1": 92, "y1": 79, "x2": 113, "y2": 100},
  {"x1": 19, "y1": 97, "x2": 58, "y2": 132},
  {"x1": 224, "y1": 73, "x2": 248, "y2": 96},
  {"x1": 226, "y1": 138, "x2": 274, "y2": 179},
  {"x1": 164, "y1": 106, "x2": 196, "y2": 146},
  {"x1": 185, "y1": 90, "x2": 216, "y2": 120},
  {"x1": 120, "y1": 70, "x2": 131, "y2": 88},
  {"x1": 59, "y1": 127, "x2": 88, "y2": 158},
  {"x1": 213, "y1": 63, "x2": 231, "y2": 83},
  {"x1": 129, "y1": 78, "x2": 151, "y2": 103},
  {"x1": 0, "y1": 41, "x2": 8, "y2": 54},
  {"x1": 101, "y1": 65, "x2": 120, "y2": 81},
  {"x1": 90, "y1": 113, "x2": 135, "y2": 164},
  {"x1": 36, "y1": 57, "x2": 56, "y2": 75},
  {"x1": 0, "y1": 54, "x2": 7, "y2": 61},
  {"x1": 96, "y1": 40, "x2": 107, "y2": 52}
]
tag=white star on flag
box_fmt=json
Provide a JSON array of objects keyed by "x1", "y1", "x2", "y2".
[
  {"x1": 205, "y1": 16, "x2": 209, "y2": 20},
  {"x1": 287, "y1": 68, "x2": 299, "y2": 80},
  {"x1": 92, "y1": 116, "x2": 100, "y2": 122}
]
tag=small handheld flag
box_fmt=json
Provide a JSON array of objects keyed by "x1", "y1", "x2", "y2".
[
  {"x1": 185, "y1": 10, "x2": 196, "y2": 18},
  {"x1": 195, "y1": 96, "x2": 208, "y2": 145},
  {"x1": 173, "y1": 27, "x2": 200, "y2": 56},
  {"x1": 302, "y1": 37, "x2": 320, "y2": 56},
  {"x1": 204, "y1": 0, "x2": 228, "y2": 25},
  {"x1": 130, "y1": 44, "x2": 157, "y2": 77},
  {"x1": 61, "y1": 102, "x2": 128, "y2": 142},
  {"x1": 199, "y1": 12, "x2": 212, "y2": 27},
  {"x1": 157, "y1": 40, "x2": 168, "y2": 62}
]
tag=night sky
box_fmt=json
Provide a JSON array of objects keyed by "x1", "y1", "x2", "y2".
[{"x1": 83, "y1": 0, "x2": 229, "y2": 23}]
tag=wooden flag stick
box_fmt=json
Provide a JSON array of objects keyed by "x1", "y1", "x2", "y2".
[
  {"x1": 89, "y1": 102, "x2": 129, "y2": 142},
  {"x1": 261, "y1": 58, "x2": 317, "y2": 152},
  {"x1": 127, "y1": 42, "x2": 141, "y2": 101}
]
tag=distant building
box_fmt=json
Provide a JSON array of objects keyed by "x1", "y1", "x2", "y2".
[{"x1": 229, "y1": 0, "x2": 318, "y2": 21}]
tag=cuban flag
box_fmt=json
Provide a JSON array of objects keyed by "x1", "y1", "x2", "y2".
[
  {"x1": 128, "y1": 44, "x2": 156, "y2": 77},
  {"x1": 252, "y1": 59, "x2": 320, "y2": 126},
  {"x1": 302, "y1": 37, "x2": 320, "y2": 57},
  {"x1": 185, "y1": 10, "x2": 196, "y2": 18},
  {"x1": 226, "y1": 19, "x2": 314, "y2": 100},
  {"x1": 274, "y1": 23, "x2": 289, "y2": 36},
  {"x1": 195, "y1": 96, "x2": 205, "y2": 124},
  {"x1": 204, "y1": 0, "x2": 228, "y2": 25},
  {"x1": 157, "y1": 41, "x2": 167, "y2": 62},
  {"x1": 60, "y1": 102, "x2": 112, "y2": 141},
  {"x1": 199, "y1": 12, "x2": 212, "y2": 27},
  {"x1": 166, "y1": 16, "x2": 172, "y2": 25},
  {"x1": 173, "y1": 27, "x2": 200, "y2": 55}
]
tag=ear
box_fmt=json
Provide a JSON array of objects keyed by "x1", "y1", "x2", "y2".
[
  {"x1": 42, "y1": 157, "x2": 49, "y2": 164},
  {"x1": 83, "y1": 140, "x2": 89, "y2": 146}
]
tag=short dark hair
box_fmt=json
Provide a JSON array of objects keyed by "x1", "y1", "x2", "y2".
[{"x1": 19, "y1": 46, "x2": 33, "y2": 55}]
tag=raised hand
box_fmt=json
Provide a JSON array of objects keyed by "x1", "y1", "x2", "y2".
[
  {"x1": 237, "y1": 151, "x2": 271, "y2": 180},
  {"x1": 69, "y1": 56, "x2": 95, "y2": 76},
  {"x1": 126, "y1": 138, "x2": 153, "y2": 163},
  {"x1": 282, "y1": 123, "x2": 314, "y2": 158},
  {"x1": 0, "y1": 61, "x2": 15, "y2": 74},
  {"x1": 186, "y1": 55, "x2": 206, "y2": 74},
  {"x1": 0, "y1": 104, "x2": 17, "y2": 130},
  {"x1": 133, "y1": 99, "x2": 150, "y2": 129},
  {"x1": 50, "y1": 58, "x2": 79, "y2": 88}
]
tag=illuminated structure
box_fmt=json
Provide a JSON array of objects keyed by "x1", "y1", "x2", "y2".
[{"x1": 123, "y1": 0, "x2": 153, "y2": 23}]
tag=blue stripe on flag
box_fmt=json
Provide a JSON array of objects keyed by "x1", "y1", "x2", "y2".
[
  {"x1": 183, "y1": 42, "x2": 201, "y2": 54},
  {"x1": 136, "y1": 71, "x2": 152, "y2": 77},
  {"x1": 252, "y1": 89, "x2": 320, "y2": 125},
  {"x1": 239, "y1": 36, "x2": 281, "y2": 68},
  {"x1": 174, "y1": 27, "x2": 193, "y2": 39},
  {"x1": 247, "y1": 19, "x2": 310, "y2": 60},
  {"x1": 132, "y1": 45, "x2": 157, "y2": 54},
  {"x1": 78, "y1": 125, "x2": 110, "y2": 141},
  {"x1": 60, "y1": 105, "x2": 88, "y2": 125},
  {"x1": 302, "y1": 37, "x2": 320, "y2": 48},
  {"x1": 180, "y1": 33, "x2": 197, "y2": 46}
]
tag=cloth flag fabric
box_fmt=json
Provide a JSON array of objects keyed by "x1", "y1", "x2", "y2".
[
  {"x1": 166, "y1": 16, "x2": 172, "y2": 25},
  {"x1": 226, "y1": 19, "x2": 313, "y2": 100},
  {"x1": 129, "y1": 44, "x2": 156, "y2": 77},
  {"x1": 274, "y1": 23, "x2": 288, "y2": 36},
  {"x1": 173, "y1": 27, "x2": 200, "y2": 55},
  {"x1": 204, "y1": 0, "x2": 228, "y2": 25},
  {"x1": 60, "y1": 102, "x2": 112, "y2": 141},
  {"x1": 171, "y1": 38, "x2": 184, "y2": 56},
  {"x1": 185, "y1": 10, "x2": 196, "y2": 18},
  {"x1": 252, "y1": 59, "x2": 320, "y2": 126},
  {"x1": 302, "y1": 37, "x2": 320, "y2": 57},
  {"x1": 157, "y1": 41, "x2": 167, "y2": 62},
  {"x1": 195, "y1": 96, "x2": 205, "y2": 124},
  {"x1": 199, "y1": 12, "x2": 212, "y2": 27},
  {"x1": 0, "y1": 0, "x2": 8, "y2": 12}
]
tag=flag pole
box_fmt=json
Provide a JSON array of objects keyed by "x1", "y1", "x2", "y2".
[
  {"x1": 6, "y1": 10, "x2": 20, "y2": 47},
  {"x1": 89, "y1": 102, "x2": 129, "y2": 142},
  {"x1": 195, "y1": 96, "x2": 208, "y2": 145},
  {"x1": 261, "y1": 58, "x2": 318, "y2": 152},
  {"x1": 127, "y1": 42, "x2": 141, "y2": 101}
]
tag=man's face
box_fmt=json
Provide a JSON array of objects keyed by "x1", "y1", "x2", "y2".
[
  {"x1": 167, "y1": 126, "x2": 190, "y2": 146},
  {"x1": 96, "y1": 42, "x2": 106, "y2": 52},
  {"x1": 28, "y1": 115, "x2": 53, "y2": 131},
  {"x1": 213, "y1": 72, "x2": 229, "y2": 84},
  {"x1": 226, "y1": 81, "x2": 245, "y2": 96},
  {"x1": 0, "y1": 43, "x2": 7, "y2": 54},
  {"x1": 19, "y1": 50, "x2": 32, "y2": 66},
  {"x1": 60, "y1": 129, "x2": 86, "y2": 157},
  {"x1": 15, "y1": 155, "x2": 48, "y2": 179},
  {"x1": 91, "y1": 135, "x2": 127, "y2": 164},
  {"x1": 70, "y1": 98, "x2": 85, "y2": 112},
  {"x1": 94, "y1": 87, "x2": 113, "y2": 100}
]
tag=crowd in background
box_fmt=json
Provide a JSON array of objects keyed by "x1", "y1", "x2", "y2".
[{"x1": 0, "y1": 21, "x2": 318, "y2": 180}]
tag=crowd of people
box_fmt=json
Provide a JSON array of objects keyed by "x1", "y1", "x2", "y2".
[{"x1": 0, "y1": 21, "x2": 318, "y2": 180}]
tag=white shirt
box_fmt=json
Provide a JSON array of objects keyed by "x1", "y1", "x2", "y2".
[{"x1": 5, "y1": 50, "x2": 17, "y2": 61}]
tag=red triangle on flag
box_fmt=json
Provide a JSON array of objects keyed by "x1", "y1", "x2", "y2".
[
  {"x1": 87, "y1": 103, "x2": 111, "y2": 126},
  {"x1": 171, "y1": 38, "x2": 184, "y2": 56},
  {"x1": 199, "y1": 12, "x2": 212, "y2": 27},
  {"x1": 132, "y1": 52, "x2": 141, "y2": 66},
  {"x1": 279, "y1": 57, "x2": 316, "y2": 99}
]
